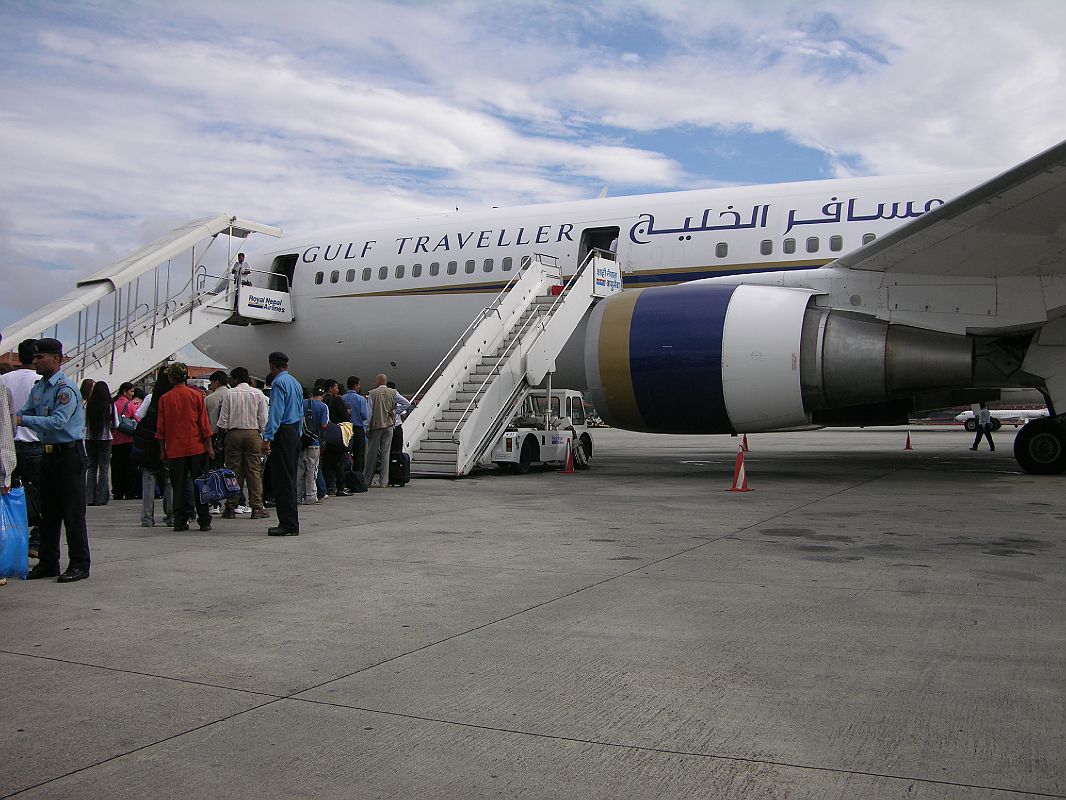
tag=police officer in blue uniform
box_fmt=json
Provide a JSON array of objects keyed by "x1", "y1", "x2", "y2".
[{"x1": 16, "y1": 338, "x2": 92, "y2": 582}]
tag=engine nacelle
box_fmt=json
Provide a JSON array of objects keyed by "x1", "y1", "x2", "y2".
[{"x1": 584, "y1": 283, "x2": 974, "y2": 433}]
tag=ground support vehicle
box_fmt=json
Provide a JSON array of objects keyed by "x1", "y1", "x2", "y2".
[{"x1": 485, "y1": 389, "x2": 593, "y2": 474}]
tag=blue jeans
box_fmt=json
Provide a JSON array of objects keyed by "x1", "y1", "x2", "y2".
[{"x1": 85, "y1": 439, "x2": 112, "y2": 505}]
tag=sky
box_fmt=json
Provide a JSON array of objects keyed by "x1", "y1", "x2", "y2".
[{"x1": 1, "y1": 0, "x2": 1065, "y2": 336}]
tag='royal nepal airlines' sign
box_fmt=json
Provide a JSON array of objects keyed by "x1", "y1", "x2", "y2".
[{"x1": 238, "y1": 287, "x2": 293, "y2": 322}]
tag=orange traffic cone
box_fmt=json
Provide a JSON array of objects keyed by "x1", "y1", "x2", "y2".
[
  {"x1": 904, "y1": 432, "x2": 913, "y2": 450},
  {"x1": 741, "y1": 433, "x2": 750, "y2": 452},
  {"x1": 560, "y1": 439, "x2": 576, "y2": 474},
  {"x1": 727, "y1": 445, "x2": 753, "y2": 492}
]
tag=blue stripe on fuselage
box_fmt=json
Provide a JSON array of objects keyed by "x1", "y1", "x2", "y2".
[{"x1": 628, "y1": 283, "x2": 738, "y2": 434}]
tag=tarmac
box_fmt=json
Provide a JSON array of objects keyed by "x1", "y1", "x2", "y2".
[{"x1": 1, "y1": 427, "x2": 1064, "y2": 799}]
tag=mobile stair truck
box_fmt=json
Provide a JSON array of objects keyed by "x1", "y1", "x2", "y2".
[{"x1": 487, "y1": 388, "x2": 593, "y2": 474}]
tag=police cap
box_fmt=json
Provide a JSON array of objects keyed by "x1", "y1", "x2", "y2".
[{"x1": 33, "y1": 338, "x2": 63, "y2": 356}]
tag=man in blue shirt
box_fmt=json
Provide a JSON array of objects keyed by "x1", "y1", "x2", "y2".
[
  {"x1": 15, "y1": 338, "x2": 92, "y2": 582},
  {"x1": 263, "y1": 351, "x2": 302, "y2": 536},
  {"x1": 343, "y1": 376, "x2": 370, "y2": 472}
]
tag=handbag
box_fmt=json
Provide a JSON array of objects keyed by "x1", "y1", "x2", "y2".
[
  {"x1": 0, "y1": 487, "x2": 30, "y2": 579},
  {"x1": 194, "y1": 468, "x2": 242, "y2": 505},
  {"x1": 117, "y1": 414, "x2": 138, "y2": 435}
]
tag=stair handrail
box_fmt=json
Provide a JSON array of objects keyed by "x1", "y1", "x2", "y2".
[
  {"x1": 464, "y1": 381, "x2": 532, "y2": 470},
  {"x1": 449, "y1": 250, "x2": 597, "y2": 442},
  {"x1": 408, "y1": 253, "x2": 556, "y2": 404}
]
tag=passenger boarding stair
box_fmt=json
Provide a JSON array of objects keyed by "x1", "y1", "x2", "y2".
[
  {"x1": 403, "y1": 251, "x2": 621, "y2": 476},
  {"x1": 1, "y1": 215, "x2": 284, "y2": 387}
]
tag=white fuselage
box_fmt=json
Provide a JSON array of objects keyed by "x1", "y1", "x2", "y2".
[{"x1": 196, "y1": 170, "x2": 989, "y2": 391}]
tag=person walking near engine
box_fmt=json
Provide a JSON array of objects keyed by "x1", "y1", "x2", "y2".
[
  {"x1": 363, "y1": 373, "x2": 398, "y2": 488},
  {"x1": 970, "y1": 402, "x2": 996, "y2": 451},
  {"x1": 15, "y1": 338, "x2": 92, "y2": 582},
  {"x1": 263, "y1": 352, "x2": 302, "y2": 536},
  {"x1": 156, "y1": 362, "x2": 214, "y2": 532}
]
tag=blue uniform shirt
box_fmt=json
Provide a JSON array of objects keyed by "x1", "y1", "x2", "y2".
[
  {"x1": 263, "y1": 369, "x2": 303, "y2": 441},
  {"x1": 18, "y1": 370, "x2": 85, "y2": 444},
  {"x1": 343, "y1": 389, "x2": 370, "y2": 432}
]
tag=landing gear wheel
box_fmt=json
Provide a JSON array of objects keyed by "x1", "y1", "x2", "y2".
[
  {"x1": 1014, "y1": 417, "x2": 1066, "y2": 475},
  {"x1": 991, "y1": 419, "x2": 1002, "y2": 432},
  {"x1": 964, "y1": 419, "x2": 977, "y2": 432},
  {"x1": 511, "y1": 437, "x2": 535, "y2": 474}
]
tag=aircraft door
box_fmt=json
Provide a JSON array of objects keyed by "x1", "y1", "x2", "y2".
[
  {"x1": 578, "y1": 226, "x2": 620, "y2": 264},
  {"x1": 269, "y1": 254, "x2": 298, "y2": 292}
]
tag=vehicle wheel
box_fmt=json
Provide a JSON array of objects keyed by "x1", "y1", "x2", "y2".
[
  {"x1": 574, "y1": 433, "x2": 593, "y2": 470},
  {"x1": 991, "y1": 419, "x2": 1002, "y2": 431},
  {"x1": 1014, "y1": 418, "x2": 1066, "y2": 475},
  {"x1": 511, "y1": 436, "x2": 535, "y2": 474},
  {"x1": 964, "y1": 419, "x2": 977, "y2": 432}
]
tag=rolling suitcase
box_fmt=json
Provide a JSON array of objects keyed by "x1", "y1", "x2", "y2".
[{"x1": 388, "y1": 452, "x2": 411, "y2": 487}]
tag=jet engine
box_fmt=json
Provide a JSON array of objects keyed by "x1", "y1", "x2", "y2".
[{"x1": 584, "y1": 283, "x2": 974, "y2": 433}]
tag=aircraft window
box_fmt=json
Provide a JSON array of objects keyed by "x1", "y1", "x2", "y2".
[
  {"x1": 430, "y1": 262, "x2": 440, "y2": 276},
  {"x1": 760, "y1": 240, "x2": 773, "y2": 256},
  {"x1": 783, "y1": 238, "x2": 796, "y2": 254},
  {"x1": 829, "y1": 235, "x2": 843, "y2": 252},
  {"x1": 330, "y1": 270, "x2": 340, "y2": 283},
  {"x1": 314, "y1": 271, "x2": 324, "y2": 285},
  {"x1": 483, "y1": 259, "x2": 493, "y2": 272},
  {"x1": 362, "y1": 268, "x2": 371, "y2": 281},
  {"x1": 447, "y1": 261, "x2": 457, "y2": 275},
  {"x1": 806, "y1": 237, "x2": 819, "y2": 253},
  {"x1": 862, "y1": 233, "x2": 876, "y2": 245},
  {"x1": 346, "y1": 269, "x2": 356, "y2": 282},
  {"x1": 395, "y1": 264, "x2": 405, "y2": 279},
  {"x1": 716, "y1": 243, "x2": 728, "y2": 258},
  {"x1": 520, "y1": 255, "x2": 532, "y2": 268},
  {"x1": 412, "y1": 263, "x2": 422, "y2": 278},
  {"x1": 378, "y1": 266, "x2": 388, "y2": 280},
  {"x1": 502, "y1": 257, "x2": 513, "y2": 271},
  {"x1": 465, "y1": 259, "x2": 475, "y2": 274}
]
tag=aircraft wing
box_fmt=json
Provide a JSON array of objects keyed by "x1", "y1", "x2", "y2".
[{"x1": 831, "y1": 138, "x2": 1066, "y2": 278}]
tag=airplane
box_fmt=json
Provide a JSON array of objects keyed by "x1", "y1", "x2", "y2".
[{"x1": 196, "y1": 138, "x2": 1066, "y2": 475}]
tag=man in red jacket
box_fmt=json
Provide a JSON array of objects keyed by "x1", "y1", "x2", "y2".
[{"x1": 156, "y1": 362, "x2": 214, "y2": 532}]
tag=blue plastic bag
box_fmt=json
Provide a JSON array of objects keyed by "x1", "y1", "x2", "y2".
[{"x1": 0, "y1": 487, "x2": 29, "y2": 580}]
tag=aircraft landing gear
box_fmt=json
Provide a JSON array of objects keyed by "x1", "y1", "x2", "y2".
[{"x1": 1014, "y1": 416, "x2": 1066, "y2": 474}]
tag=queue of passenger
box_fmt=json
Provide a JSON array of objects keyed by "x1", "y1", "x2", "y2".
[{"x1": 0, "y1": 336, "x2": 412, "y2": 584}]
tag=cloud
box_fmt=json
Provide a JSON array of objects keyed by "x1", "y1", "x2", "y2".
[{"x1": 1, "y1": 0, "x2": 1063, "y2": 335}]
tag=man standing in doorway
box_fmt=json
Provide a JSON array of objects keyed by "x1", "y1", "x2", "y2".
[
  {"x1": 363, "y1": 374, "x2": 398, "y2": 488},
  {"x1": 263, "y1": 352, "x2": 302, "y2": 536}
]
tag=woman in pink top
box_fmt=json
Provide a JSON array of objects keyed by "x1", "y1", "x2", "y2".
[{"x1": 111, "y1": 382, "x2": 140, "y2": 500}]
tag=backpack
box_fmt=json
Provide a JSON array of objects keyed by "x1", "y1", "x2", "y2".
[{"x1": 301, "y1": 400, "x2": 319, "y2": 447}]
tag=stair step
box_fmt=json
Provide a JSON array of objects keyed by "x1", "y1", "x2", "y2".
[{"x1": 415, "y1": 437, "x2": 459, "y2": 450}]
